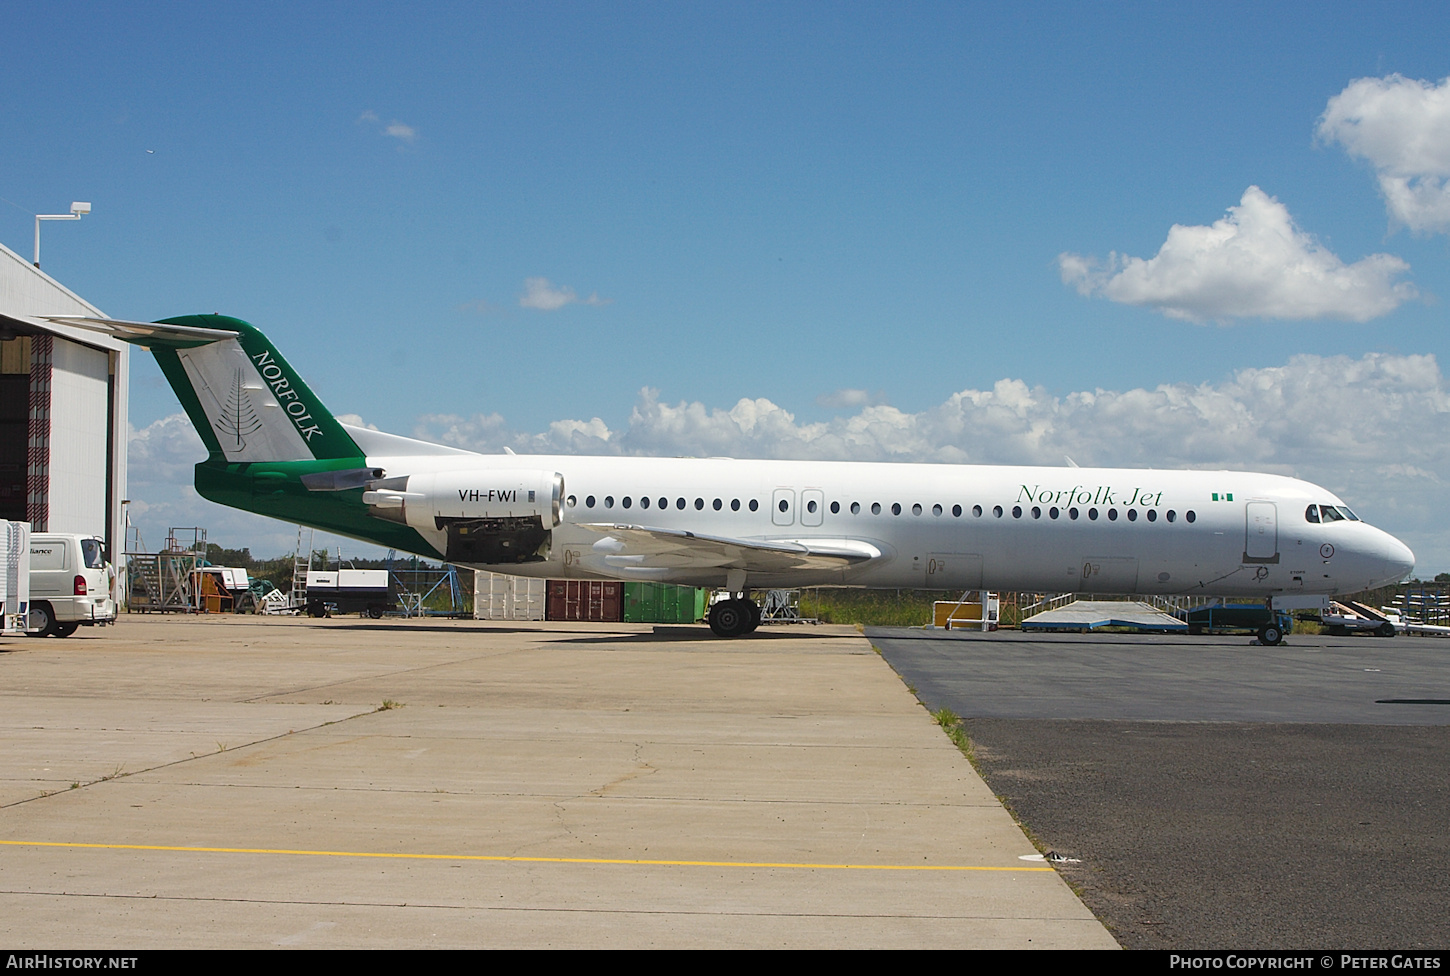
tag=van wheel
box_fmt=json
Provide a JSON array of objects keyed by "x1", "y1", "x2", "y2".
[
  {"x1": 55, "y1": 623, "x2": 79, "y2": 638},
  {"x1": 27, "y1": 603, "x2": 57, "y2": 637}
]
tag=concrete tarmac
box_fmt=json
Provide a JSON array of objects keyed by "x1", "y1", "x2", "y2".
[{"x1": 0, "y1": 617, "x2": 1115, "y2": 949}]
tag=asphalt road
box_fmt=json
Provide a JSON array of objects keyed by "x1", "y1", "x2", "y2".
[{"x1": 869, "y1": 628, "x2": 1450, "y2": 949}]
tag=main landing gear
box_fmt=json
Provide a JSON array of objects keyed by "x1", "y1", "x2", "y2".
[{"x1": 708, "y1": 597, "x2": 761, "y2": 638}]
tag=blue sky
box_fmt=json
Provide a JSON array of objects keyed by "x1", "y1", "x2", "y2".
[{"x1": 5, "y1": 2, "x2": 1450, "y2": 570}]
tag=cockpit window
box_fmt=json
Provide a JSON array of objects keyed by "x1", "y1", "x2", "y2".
[
  {"x1": 1319, "y1": 505, "x2": 1345, "y2": 523},
  {"x1": 1305, "y1": 505, "x2": 1320, "y2": 523},
  {"x1": 1338, "y1": 506, "x2": 1359, "y2": 521}
]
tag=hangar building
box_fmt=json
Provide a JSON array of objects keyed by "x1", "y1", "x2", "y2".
[{"x1": 0, "y1": 240, "x2": 129, "y2": 561}]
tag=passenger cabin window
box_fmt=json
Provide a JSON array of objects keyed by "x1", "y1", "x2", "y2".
[{"x1": 749, "y1": 500, "x2": 759, "y2": 512}]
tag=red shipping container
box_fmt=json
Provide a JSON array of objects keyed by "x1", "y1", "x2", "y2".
[{"x1": 545, "y1": 580, "x2": 623, "y2": 622}]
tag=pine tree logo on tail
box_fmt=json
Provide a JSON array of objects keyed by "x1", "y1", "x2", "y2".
[{"x1": 215, "y1": 368, "x2": 265, "y2": 451}]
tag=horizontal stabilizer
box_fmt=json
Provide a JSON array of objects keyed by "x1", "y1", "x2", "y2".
[{"x1": 40, "y1": 315, "x2": 240, "y2": 348}]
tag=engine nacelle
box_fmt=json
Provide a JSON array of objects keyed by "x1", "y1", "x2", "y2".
[{"x1": 363, "y1": 469, "x2": 563, "y2": 564}]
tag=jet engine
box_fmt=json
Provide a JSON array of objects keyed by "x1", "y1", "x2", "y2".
[{"x1": 361, "y1": 469, "x2": 564, "y2": 564}]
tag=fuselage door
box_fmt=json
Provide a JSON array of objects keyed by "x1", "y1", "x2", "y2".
[
  {"x1": 772, "y1": 488, "x2": 795, "y2": 526},
  {"x1": 801, "y1": 489, "x2": 824, "y2": 527},
  {"x1": 1244, "y1": 501, "x2": 1280, "y2": 564},
  {"x1": 926, "y1": 552, "x2": 984, "y2": 589}
]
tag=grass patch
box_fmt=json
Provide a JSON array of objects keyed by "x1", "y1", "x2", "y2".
[
  {"x1": 800, "y1": 589, "x2": 946, "y2": 627},
  {"x1": 931, "y1": 707, "x2": 972, "y2": 757},
  {"x1": 800, "y1": 588, "x2": 1026, "y2": 628},
  {"x1": 378, "y1": 699, "x2": 403, "y2": 711}
]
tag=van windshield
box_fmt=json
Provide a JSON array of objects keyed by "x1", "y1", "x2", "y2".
[{"x1": 81, "y1": 538, "x2": 105, "y2": 569}]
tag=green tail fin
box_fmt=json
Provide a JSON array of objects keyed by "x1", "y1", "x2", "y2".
[{"x1": 148, "y1": 315, "x2": 362, "y2": 463}]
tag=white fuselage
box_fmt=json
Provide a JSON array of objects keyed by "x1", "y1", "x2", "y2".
[{"x1": 367, "y1": 452, "x2": 1415, "y2": 597}]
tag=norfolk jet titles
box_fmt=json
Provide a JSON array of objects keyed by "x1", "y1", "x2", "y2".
[{"x1": 1016, "y1": 484, "x2": 1166, "y2": 508}]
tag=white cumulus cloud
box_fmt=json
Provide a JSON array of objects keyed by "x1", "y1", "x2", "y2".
[
  {"x1": 1318, "y1": 74, "x2": 1450, "y2": 234},
  {"x1": 409, "y1": 352, "x2": 1450, "y2": 568},
  {"x1": 518, "y1": 277, "x2": 610, "y2": 311},
  {"x1": 358, "y1": 109, "x2": 417, "y2": 144},
  {"x1": 816, "y1": 388, "x2": 885, "y2": 409},
  {"x1": 1059, "y1": 186, "x2": 1416, "y2": 322}
]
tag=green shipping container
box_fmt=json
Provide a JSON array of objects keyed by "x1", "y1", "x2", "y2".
[{"x1": 623, "y1": 582, "x2": 707, "y2": 624}]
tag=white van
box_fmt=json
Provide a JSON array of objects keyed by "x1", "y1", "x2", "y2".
[{"x1": 28, "y1": 534, "x2": 116, "y2": 637}]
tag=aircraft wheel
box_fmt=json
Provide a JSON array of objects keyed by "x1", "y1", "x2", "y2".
[
  {"x1": 365, "y1": 606, "x2": 383, "y2": 619},
  {"x1": 306, "y1": 603, "x2": 327, "y2": 618},
  {"x1": 1377, "y1": 622, "x2": 1396, "y2": 638},
  {"x1": 1258, "y1": 623, "x2": 1284, "y2": 646},
  {"x1": 708, "y1": 600, "x2": 751, "y2": 638},
  {"x1": 744, "y1": 600, "x2": 762, "y2": 633}
]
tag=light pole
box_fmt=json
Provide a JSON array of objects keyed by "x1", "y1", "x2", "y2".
[{"x1": 34, "y1": 202, "x2": 91, "y2": 268}]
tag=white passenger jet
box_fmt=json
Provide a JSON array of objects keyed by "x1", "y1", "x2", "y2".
[{"x1": 57, "y1": 314, "x2": 1415, "y2": 640}]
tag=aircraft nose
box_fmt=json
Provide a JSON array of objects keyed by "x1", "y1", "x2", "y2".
[{"x1": 1369, "y1": 531, "x2": 1415, "y2": 588}]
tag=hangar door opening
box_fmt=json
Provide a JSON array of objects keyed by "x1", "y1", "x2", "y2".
[{"x1": 0, "y1": 337, "x2": 33, "y2": 525}]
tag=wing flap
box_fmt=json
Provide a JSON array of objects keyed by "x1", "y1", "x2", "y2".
[{"x1": 577, "y1": 523, "x2": 882, "y2": 573}]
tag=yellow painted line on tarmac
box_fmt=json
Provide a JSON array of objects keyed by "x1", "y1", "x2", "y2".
[{"x1": 0, "y1": 839, "x2": 1052, "y2": 873}]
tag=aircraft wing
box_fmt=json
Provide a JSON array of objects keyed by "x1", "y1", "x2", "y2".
[{"x1": 577, "y1": 523, "x2": 882, "y2": 572}]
